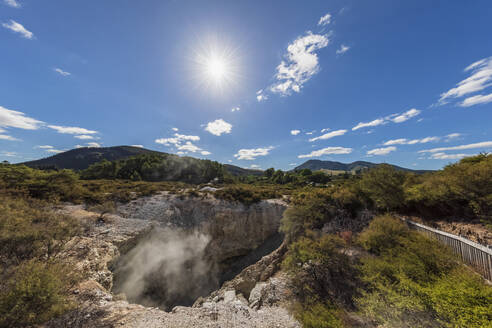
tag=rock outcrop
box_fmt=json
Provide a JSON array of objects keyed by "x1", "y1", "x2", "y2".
[{"x1": 47, "y1": 192, "x2": 298, "y2": 327}]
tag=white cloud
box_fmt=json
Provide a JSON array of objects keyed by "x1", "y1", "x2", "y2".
[
  {"x1": 390, "y1": 108, "x2": 421, "y2": 123},
  {"x1": 2, "y1": 20, "x2": 33, "y2": 39},
  {"x1": 0, "y1": 105, "x2": 43, "y2": 130},
  {"x1": 0, "y1": 134, "x2": 19, "y2": 141},
  {"x1": 290, "y1": 129, "x2": 301, "y2": 135},
  {"x1": 318, "y1": 13, "x2": 331, "y2": 26},
  {"x1": 200, "y1": 150, "x2": 211, "y2": 155},
  {"x1": 231, "y1": 106, "x2": 240, "y2": 112},
  {"x1": 256, "y1": 89, "x2": 268, "y2": 102},
  {"x1": 131, "y1": 145, "x2": 144, "y2": 148},
  {"x1": 46, "y1": 149, "x2": 63, "y2": 154},
  {"x1": 384, "y1": 136, "x2": 440, "y2": 146},
  {"x1": 298, "y1": 146, "x2": 352, "y2": 158},
  {"x1": 48, "y1": 125, "x2": 97, "y2": 135},
  {"x1": 309, "y1": 129, "x2": 347, "y2": 142},
  {"x1": 0, "y1": 151, "x2": 17, "y2": 157},
  {"x1": 460, "y1": 92, "x2": 492, "y2": 107},
  {"x1": 87, "y1": 142, "x2": 101, "y2": 148},
  {"x1": 383, "y1": 138, "x2": 408, "y2": 146},
  {"x1": 74, "y1": 135, "x2": 94, "y2": 140},
  {"x1": 429, "y1": 152, "x2": 472, "y2": 160},
  {"x1": 205, "y1": 119, "x2": 232, "y2": 136},
  {"x1": 155, "y1": 133, "x2": 201, "y2": 154},
  {"x1": 352, "y1": 118, "x2": 386, "y2": 131},
  {"x1": 250, "y1": 164, "x2": 261, "y2": 169},
  {"x1": 418, "y1": 141, "x2": 492, "y2": 153},
  {"x1": 234, "y1": 146, "x2": 274, "y2": 160},
  {"x1": 37, "y1": 145, "x2": 54, "y2": 149},
  {"x1": 4, "y1": 0, "x2": 21, "y2": 8},
  {"x1": 439, "y1": 56, "x2": 492, "y2": 105},
  {"x1": 53, "y1": 68, "x2": 71, "y2": 76},
  {"x1": 336, "y1": 44, "x2": 350, "y2": 55},
  {"x1": 289, "y1": 163, "x2": 297, "y2": 166},
  {"x1": 352, "y1": 108, "x2": 421, "y2": 131},
  {"x1": 270, "y1": 32, "x2": 330, "y2": 96},
  {"x1": 172, "y1": 127, "x2": 178, "y2": 131},
  {"x1": 321, "y1": 128, "x2": 330, "y2": 133},
  {"x1": 367, "y1": 146, "x2": 396, "y2": 156},
  {"x1": 445, "y1": 133, "x2": 461, "y2": 141}
]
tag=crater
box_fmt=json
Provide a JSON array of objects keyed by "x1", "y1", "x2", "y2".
[{"x1": 111, "y1": 227, "x2": 283, "y2": 311}]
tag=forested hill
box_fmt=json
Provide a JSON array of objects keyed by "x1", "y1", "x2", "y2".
[
  {"x1": 21, "y1": 146, "x2": 160, "y2": 171},
  {"x1": 294, "y1": 159, "x2": 431, "y2": 173},
  {"x1": 19, "y1": 145, "x2": 262, "y2": 178}
]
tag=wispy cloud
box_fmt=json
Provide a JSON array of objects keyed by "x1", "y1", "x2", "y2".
[
  {"x1": 204, "y1": 119, "x2": 232, "y2": 136},
  {"x1": 290, "y1": 129, "x2": 301, "y2": 135},
  {"x1": 0, "y1": 134, "x2": 20, "y2": 141},
  {"x1": 336, "y1": 44, "x2": 350, "y2": 55},
  {"x1": 155, "y1": 133, "x2": 200, "y2": 146},
  {"x1": 87, "y1": 142, "x2": 101, "y2": 148},
  {"x1": 390, "y1": 108, "x2": 421, "y2": 123},
  {"x1": 318, "y1": 13, "x2": 331, "y2": 26},
  {"x1": 0, "y1": 105, "x2": 43, "y2": 130},
  {"x1": 74, "y1": 135, "x2": 94, "y2": 140},
  {"x1": 439, "y1": 56, "x2": 492, "y2": 107},
  {"x1": 231, "y1": 106, "x2": 240, "y2": 112},
  {"x1": 131, "y1": 144, "x2": 144, "y2": 148},
  {"x1": 418, "y1": 141, "x2": 492, "y2": 153},
  {"x1": 270, "y1": 32, "x2": 330, "y2": 96},
  {"x1": 3, "y1": 0, "x2": 21, "y2": 8},
  {"x1": 200, "y1": 150, "x2": 211, "y2": 156},
  {"x1": 352, "y1": 118, "x2": 386, "y2": 131},
  {"x1": 256, "y1": 89, "x2": 268, "y2": 102},
  {"x1": 2, "y1": 20, "x2": 33, "y2": 39},
  {"x1": 234, "y1": 146, "x2": 274, "y2": 160},
  {"x1": 460, "y1": 93, "x2": 492, "y2": 107},
  {"x1": 383, "y1": 136, "x2": 440, "y2": 146},
  {"x1": 429, "y1": 152, "x2": 472, "y2": 160},
  {"x1": 48, "y1": 125, "x2": 97, "y2": 135},
  {"x1": 53, "y1": 67, "x2": 71, "y2": 76},
  {"x1": 298, "y1": 146, "x2": 352, "y2": 158},
  {"x1": 352, "y1": 108, "x2": 421, "y2": 131},
  {"x1": 367, "y1": 146, "x2": 396, "y2": 156},
  {"x1": 309, "y1": 129, "x2": 347, "y2": 142}
]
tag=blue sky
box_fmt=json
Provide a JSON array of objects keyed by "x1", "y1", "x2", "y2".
[{"x1": 1, "y1": 0, "x2": 492, "y2": 170}]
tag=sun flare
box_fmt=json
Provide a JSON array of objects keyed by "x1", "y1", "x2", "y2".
[
  {"x1": 189, "y1": 37, "x2": 242, "y2": 93},
  {"x1": 205, "y1": 56, "x2": 228, "y2": 82}
]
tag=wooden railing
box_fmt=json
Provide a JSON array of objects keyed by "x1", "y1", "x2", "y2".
[{"x1": 402, "y1": 218, "x2": 492, "y2": 281}]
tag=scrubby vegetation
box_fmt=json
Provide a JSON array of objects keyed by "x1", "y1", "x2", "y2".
[
  {"x1": 356, "y1": 216, "x2": 492, "y2": 328},
  {"x1": 0, "y1": 152, "x2": 490, "y2": 326},
  {"x1": 281, "y1": 213, "x2": 492, "y2": 327},
  {"x1": 0, "y1": 195, "x2": 81, "y2": 327}
]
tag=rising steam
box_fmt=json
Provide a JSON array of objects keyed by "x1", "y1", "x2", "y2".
[{"x1": 112, "y1": 228, "x2": 218, "y2": 310}]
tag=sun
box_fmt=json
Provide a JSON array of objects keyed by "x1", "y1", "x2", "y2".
[
  {"x1": 205, "y1": 56, "x2": 228, "y2": 82},
  {"x1": 188, "y1": 36, "x2": 242, "y2": 94}
]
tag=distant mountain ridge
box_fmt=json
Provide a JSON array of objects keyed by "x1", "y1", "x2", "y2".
[
  {"x1": 294, "y1": 159, "x2": 430, "y2": 173},
  {"x1": 20, "y1": 145, "x2": 263, "y2": 176}
]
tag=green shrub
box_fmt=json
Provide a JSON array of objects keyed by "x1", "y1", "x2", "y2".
[
  {"x1": 294, "y1": 301, "x2": 345, "y2": 328},
  {"x1": 283, "y1": 235, "x2": 359, "y2": 308},
  {"x1": 428, "y1": 267, "x2": 492, "y2": 327},
  {"x1": 357, "y1": 215, "x2": 410, "y2": 255},
  {"x1": 0, "y1": 260, "x2": 78, "y2": 327},
  {"x1": 359, "y1": 164, "x2": 406, "y2": 211}
]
